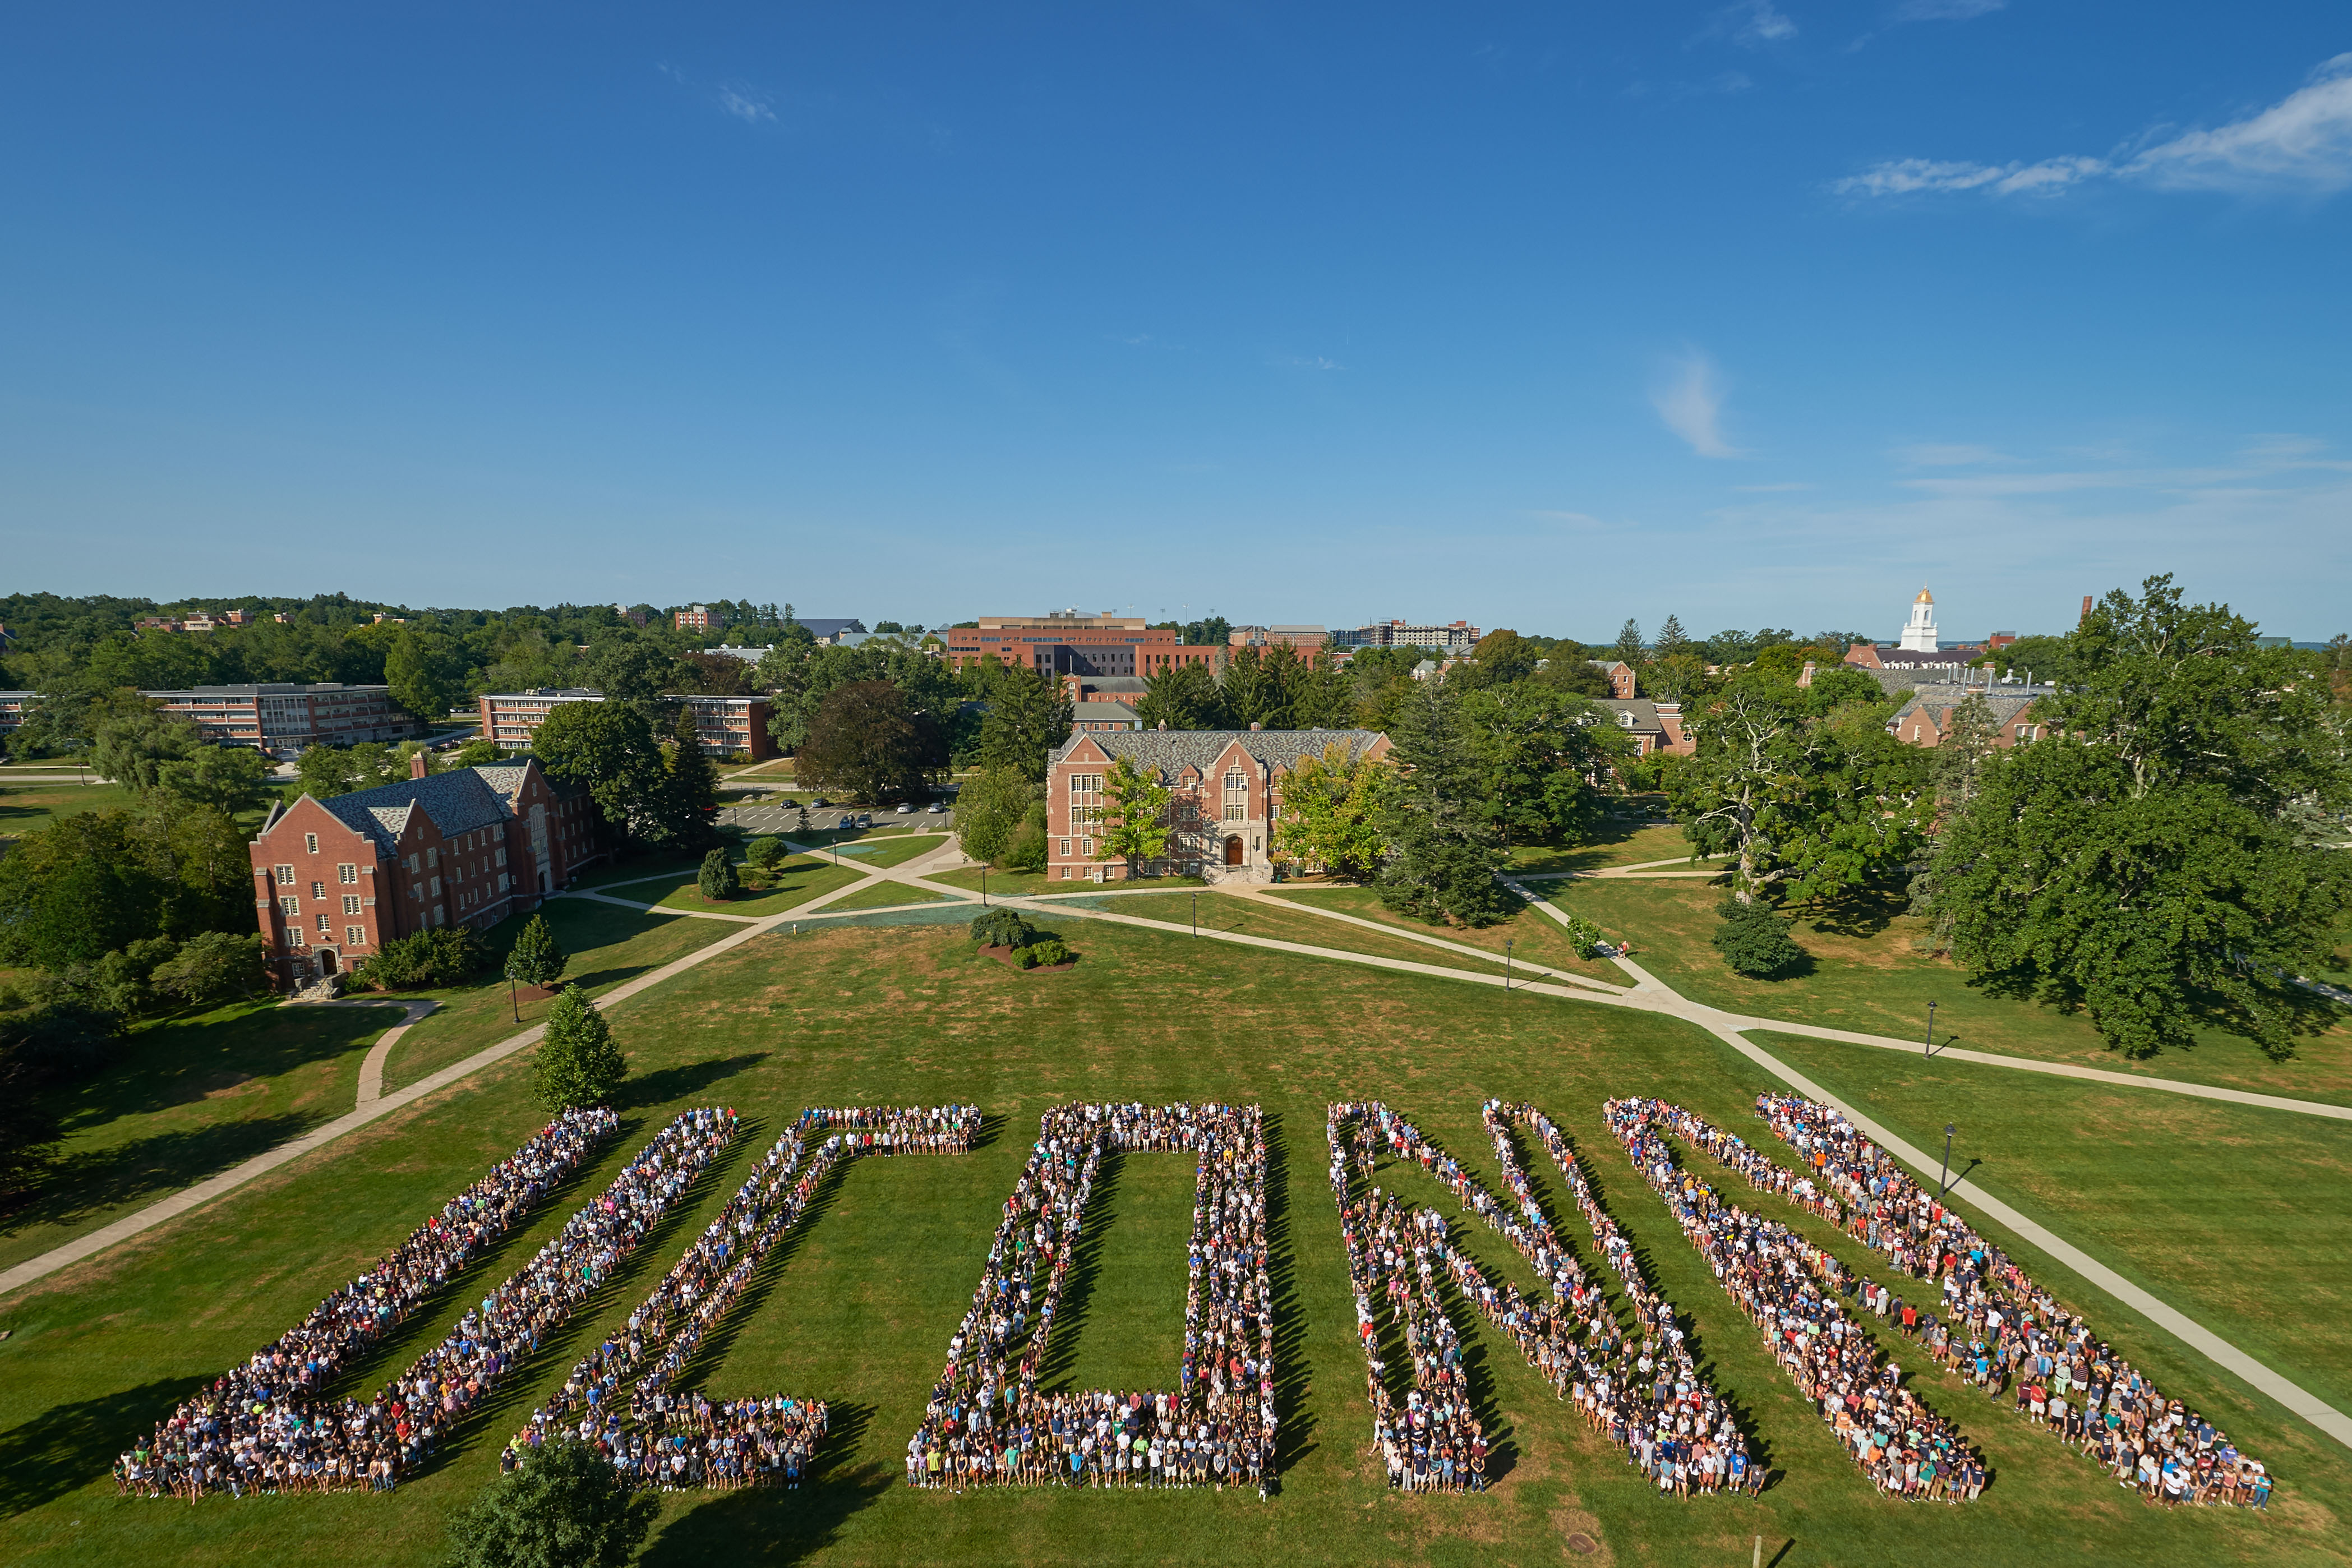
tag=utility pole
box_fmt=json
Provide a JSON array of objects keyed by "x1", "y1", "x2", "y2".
[{"x1": 1925, "y1": 999, "x2": 1937, "y2": 1057}]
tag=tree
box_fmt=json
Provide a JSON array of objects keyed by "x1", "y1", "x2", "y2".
[
  {"x1": 1666, "y1": 674, "x2": 1929, "y2": 906},
  {"x1": 1930, "y1": 693, "x2": 2000, "y2": 817},
  {"x1": 362, "y1": 927, "x2": 490, "y2": 990},
  {"x1": 384, "y1": 629, "x2": 469, "y2": 721},
  {"x1": 0, "y1": 813, "x2": 169, "y2": 969},
  {"x1": 580, "y1": 634, "x2": 684, "y2": 722},
  {"x1": 532, "y1": 702, "x2": 671, "y2": 845},
  {"x1": 1464, "y1": 629, "x2": 1539, "y2": 686},
  {"x1": 1927, "y1": 575, "x2": 2352, "y2": 1060},
  {"x1": 147, "y1": 931, "x2": 269, "y2": 1008},
  {"x1": 746, "y1": 836, "x2": 788, "y2": 878},
  {"x1": 697, "y1": 846, "x2": 741, "y2": 901},
  {"x1": 1095, "y1": 755, "x2": 1172, "y2": 876},
  {"x1": 976, "y1": 667, "x2": 1072, "y2": 784},
  {"x1": 1611, "y1": 619, "x2": 1645, "y2": 667},
  {"x1": 1654, "y1": 615, "x2": 1690, "y2": 658},
  {"x1": 91, "y1": 701, "x2": 201, "y2": 795},
  {"x1": 532, "y1": 986, "x2": 628, "y2": 1112},
  {"x1": 662, "y1": 705, "x2": 721, "y2": 848},
  {"x1": 1135, "y1": 663, "x2": 1228, "y2": 731},
  {"x1": 1272, "y1": 742, "x2": 1394, "y2": 879},
  {"x1": 442, "y1": 1438, "x2": 656, "y2": 1568},
  {"x1": 1002, "y1": 802, "x2": 1050, "y2": 871},
  {"x1": 503, "y1": 914, "x2": 569, "y2": 989},
  {"x1": 1377, "y1": 678, "x2": 1512, "y2": 926},
  {"x1": 451, "y1": 736, "x2": 502, "y2": 767},
  {"x1": 1460, "y1": 683, "x2": 1625, "y2": 847},
  {"x1": 956, "y1": 765, "x2": 1038, "y2": 865},
  {"x1": 1712, "y1": 898, "x2": 1808, "y2": 977},
  {"x1": 970, "y1": 907, "x2": 1037, "y2": 948},
  {"x1": 798, "y1": 680, "x2": 942, "y2": 803},
  {"x1": 156, "y1": 744, "x2": 270, "y2": 813}
]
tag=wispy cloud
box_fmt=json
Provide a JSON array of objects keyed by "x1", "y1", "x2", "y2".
[
  {"x1": 1704, "y1": 0, "x2": 1797, "y2": 47},
  {"x1": 1651, "y1": 351, "x2": 1747, "y2": 459},
  {"x1": 1890, "y1": 0, "x2": 2004, "y2": 20},
  {"x1": 1894, "y1": 442, "x2": 2010, "y2": 466},
  {"x1": 1272, "y1": 354, "x2": 1344, "y2": 371},
  {"x1": 1836, "y1": 53, "x2": 2352, "y2": 199},
  {"x1": 717, "y1": 87, "x2": 776, "y2": 124}
]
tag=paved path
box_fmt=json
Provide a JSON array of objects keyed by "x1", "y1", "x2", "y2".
[{"x1": 347, "y1": 999, "x2": 439, "y2": 1106}]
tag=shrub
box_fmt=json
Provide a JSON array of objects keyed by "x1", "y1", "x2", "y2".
[
  {"x1": 444, "y1": 1437, "x2": 655, "y2": 1568},
  {"x1": 363, "y1": 926, "x2": 491, "y2": 990},
  {"x1": 532, "y1": 985, "x2": 627, "y2": 1112},
  {"x1": 149, "y1": 930, "x2": 269, "y2": 1008},
  {"x1": 1712, "y1": 898, "x2": 1807, "y2": 977},
  {"x1": 1554, "y1": 914, "x2": 1608, "y2": 960},
  {"x1": 746, "y1": 836, "x2": 788, "y2": 876},
  {"x1": 697, "y1": 847, "x2": 741, "y2": 901},
  {"x1": 502, "y1": 914, "x2": 569, "y2": 990},
  {"x1": 1025, "y1": 938, "x2": 1070, "y2": 967},
  {"x1": 1001, "y1": 809, "x2": 1049, "y2": 873},
  {"x1": 1012, "y1": 945, "x2": 1039, "y2": 969},
  {"x1": 969, "y1": 908, "x2": 1037, "y2": 949}
]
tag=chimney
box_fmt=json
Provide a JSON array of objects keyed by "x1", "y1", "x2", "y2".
[
  {"x1": 1797, "y1": 661, "x2": 1816, "y2": 688},
  {"x1": 1249, "y1": 721, "x2": 1262, "y2": 731},
  {"x1": 1156, "y1": 720, "x2": 1168, "y2": 730},
  {"x1": 409, "y1": 750, "x2": 430, "y2": 780},
  {"x1": 2080, "y1": 594, "x2": 2093, "y2": 624}
]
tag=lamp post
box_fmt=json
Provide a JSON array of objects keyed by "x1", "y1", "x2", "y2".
[
  {"x1": 1191, "y1": 891, "x2": 1197, "y2": 937},
  {"x1": 509, "y1": 975, "x2": 519, "y2": 1024},
  {"x1": 1505, "y1": 938, "x2": 1514, "y2": 993},
  {"x1": 1925, "y1": 999, "x2": 1937, "y2": 1058},
  {"x1": 1939, "y1": 1123, "x2": 1956, "y2": 1197},
  {"x1": 981, "y1": 866, "x2": 988, "y2": 907}
]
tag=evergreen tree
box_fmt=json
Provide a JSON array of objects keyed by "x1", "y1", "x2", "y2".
[
  {"x1": 442, "y1": 1438, "x2": 656, "y2": 1568},
  {"x1": 697, "y1": 846, "x2": 741, "y2": 901},
  {"x1": 1376, "y1": 679, "x2": 1512, "y2": 925},
  {"x1": 1611, "y1": 619, "x2": 1644, "y2": 667},
  {"x1": 1712, "y1": 898, "x2": 1808, "y2": 977},
  {"x1": 1929, "y1": 693, "x2": 2000, "y2": 817},
  {"x1": 502, "y1": 914, "x2": 569, "y2": 989},
  {"x1": 1654, "y1": 615, "x2": 1690, "y2": 656},
  {"x1": 663, "y1": 704, "x2": 721, "y2": 846},
  {"x1": 976, "y1": 667, "x2": 1073, "y2": 783},
  {"x1": 1134, "y1": 663, "x2": 1228, "y2": 730},
  {"x1": 531, "y1": 986, "x2": 627, "y2": 1112}
]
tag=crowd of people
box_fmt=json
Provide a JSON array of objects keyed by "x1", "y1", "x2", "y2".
[
  {"x1": 1327, "y1": 1101, "x2": 1755, "y2": 1497},
  {"x1": 117, "y1": 1108, "x2": 739, "y2": 1499},
  {"x1": 907, "y1": 1101, "x2": 1276, "y2": 1492},
  {"x1": 1606, "y1": 1098, "x2": 1984, "y2": 1502},
  {"x1": 513, "y1": 1104, "x2": 980, "y2": 1491},
  {"x1": 1750, "y1": 1092, "x2": 2272, "y2": 1509}
]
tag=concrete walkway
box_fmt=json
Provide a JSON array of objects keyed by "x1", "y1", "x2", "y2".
[{"x1": 348, "y1": 999, "x2": 439, "y2": 1106}]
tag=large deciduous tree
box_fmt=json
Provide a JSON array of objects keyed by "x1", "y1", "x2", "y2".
[
  {"x1": 1094, "y1": 755, "x2": 1172, "y2": 877},
  {"x1": 443, "y1": 1438, "x2": 656, "y2": 1568},
  {"x1": 1927, "y1": 575, "x2": 2351, "y2": 1060},
  {"x1": 532, "y1": 986, "x2": 628, "y2": 1112},
  {"x1": 1460, "y1": 683, "x2": 1626, "y2": 847},
  {"x1": 954, "y1": 765, "x2": 1039, "y2": 866},
  {"x1": 1272, "y1": 741, "x2": 1394, "y2": 880},
  {"x1": 797, "y1": 680, "x2": 944, "y2": 803},
  {"x1": 532, "y1": 700, "x2": 672, "y2": 846},
  {"x1": 383, "y1": 628, "x2": 469, "y2": 721}
]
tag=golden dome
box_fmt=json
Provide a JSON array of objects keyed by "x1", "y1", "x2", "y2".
[{"x1": 1914, "y1": 587, "x2": 1934, "y2": 603}]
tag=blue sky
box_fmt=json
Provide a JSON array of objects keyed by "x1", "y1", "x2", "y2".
[{"x1": 3, "y1": 2, "x2": 2347, "y2": 642}]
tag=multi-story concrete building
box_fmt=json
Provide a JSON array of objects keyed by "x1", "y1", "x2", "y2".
[
  {"x1": 1226, "y1": 625, "x2": 1329, "y2": 652},
  {"x1": 0, "y1": 691, "x2": 36, "y2": 737},
  {"x1": 142, "y1": 684, "x2": 425, "y2": 755},
  {"x1": 1330, "y1": 619, "x2": 1482, "y2": 653},
  {"x1": 946, "y1": 612, "x2": 1220, "y2": 679},
  {"x1": 478, "y1": 688, "x2": 775, "y2": 758},
  {"x1": 1045, "y1": 726, "x2": 1391, "y2": 885},
  {"x1": 247, "y1": 751, "x2": 608, "y2": 989}
]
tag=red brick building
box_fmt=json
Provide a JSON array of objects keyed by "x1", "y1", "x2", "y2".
[
  {"x1": 1045, "y1": 726, "x2": 1392, "y2": 885},
  {"x1": 478, "y1": 689, "x2": 775, "y2": 759},
  {"x1": 247, "y1": 753, "x2": 608, "y2": 989},
  {"x1": 947, "y1": 612, "x2": 1221, "y2": 679},
  {"x1": 1594, "y1": 699, "x2": 1694, "y2": 757}
]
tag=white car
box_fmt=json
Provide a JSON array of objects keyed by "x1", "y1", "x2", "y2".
[{"x1": 896, "y1": 801, "x2": 915, "y2": 814}]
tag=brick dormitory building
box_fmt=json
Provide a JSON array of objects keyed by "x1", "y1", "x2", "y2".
[
  {"x1": 478, "y1": 689, "x2": 777, "y2": 759},
  {"x1": 247, "y1": 751, "x2": 608, "y2": 989},
  {"x1": 946, "y1": 611, "x2": 1223, "y2": 679},
  {"x1": 1046, "y1": 726, "x2": 1392, "y2": 885}
]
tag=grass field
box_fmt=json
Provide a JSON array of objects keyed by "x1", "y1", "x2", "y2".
[
  {"x1": 1553, "y1": 876, "x2": 2352, "y2": 1104},
  {"x1": 927, "y1": 866, "x2": 1058, "y2": 898},
  {"x1": 0, "y1": 779, "x2": 144, "y2": 841},
  {"x1": 647, "y1": 859, "x2": 871, "y2": 918},
  {"x1": 1083, "y1": 889, "x2": 1507, "y2": 976},
  {"x1": 1267, "y1": 884, "x2": 1633, "y2": 988},
  {"x1": 3, "y1": 917, "x2": 2349, "y2": 1566},
  {"x1": 822, "y1": 881, "x2": 957, "y2": 913},
  {"x1": 842, "y1": 833, "x2": 952, "y2": 870},
  {"x1": 1504, "y1": 818, "x2": 1698, "y2": 874}
]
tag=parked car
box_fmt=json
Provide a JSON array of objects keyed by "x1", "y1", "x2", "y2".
[
  {"x1": 927, "y1": 802, "x2": 947, "y2": 814},
  {"x1": 811, "y1": 798, "x2": 830, "y2": 808},
  {"x1": 896, "y1": 801, "x2": 915, "y2": 814},
  {"x1": 778, "y1": 798, "x2": 799, "y2": 808}
]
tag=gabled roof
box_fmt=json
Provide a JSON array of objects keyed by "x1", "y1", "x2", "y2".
[
  {"x1": 293, "y1": 764, "x2": 548, "y2": 852},
  {"x1": 1595, "y1": 698, "x2": 1664, "y2": 732},
  {"x1": 1889, "y1": 686, "x2": 2044, "y2": 730},
  {"x1": 1050, "y1": 727, "x2": 1385, "y2": 777}
]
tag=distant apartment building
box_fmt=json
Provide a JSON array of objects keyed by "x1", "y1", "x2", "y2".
[
  {"x1": 0, "y1": 691, "x2": 35, "y2": 735},
  {"x1": 796, "y1": 619, "x2": 868, "y2": 644},
  {"x1": 1594, "y1": 699, "x2": 1694, "y2": 758},
  {"x1": 1330, "y1": 619, "x2": 1482, "y2": 653},
  {"x1": 675, "y1": 605, "x2": 715, "y2": 632},
  {"x1": 142, "y1": 684, "x2": 425, "y2": 755},
  {"x1": 946, "y1": 611, "x2": 1219, "y2": 678},
  {"x1": 478, "y1": 688, "x2": 775, "y2": 759},
  {"x1": 1587, "y1": 660, "x2": 1639, "y2": 698},
  {"x1": 1227, "y1": 625, "x2": 1329, "y2": 653}
]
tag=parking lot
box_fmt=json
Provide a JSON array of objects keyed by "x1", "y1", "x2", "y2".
[{"x1": 719, "y1": 794, "x2": 954, "y2": 838}]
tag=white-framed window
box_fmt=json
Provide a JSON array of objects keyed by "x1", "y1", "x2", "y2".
[
  {"x1": 343, "y1": 895, "x2": 362, "y2": 915},
  {"x1": 338, "y1": 864, "x2": 357, "y2": 883},
  {"x1": 278, "y1": 896, "x2": 299, "y2": 917},
  {"x1": 406, "y1": 854, "x2": 419, "y2": 873},
  {"x1": 426, "y1": 847, "x2": 439, "y2": 868},
  {"x1": 430, "y1": 876, "x2": 442, "y2": 896},
  {"x1": 305, "y1": 832, "x2": 319, "y2": 854},
  {"x1": 274, "y1": 864, "x2": 294, "y2": 884},
  {"x1": 1060, "y1": 839, "x2": 1071, "y2": 857},
  {"x1": 345, "y1": 926, "x2": 367, "y2": 947},
  {"x1": 1618, "y1": 712, "x2": 1635, "y2": 727},
  {"x1": 309, "y1": 881, "x2": 324, "y2": 900},
  {"x1": 495, "y1": 847, "x2": 507, "y2": 867},
  {"x1": 286, "y1": 929, "x2": 304, "y2": 949},
  {"x1": 315, "y1": 912, "x2": 331, "y2": 933},
  {"x1": 1080, "y1": 837, "x2": 1092, "y2": 856}
]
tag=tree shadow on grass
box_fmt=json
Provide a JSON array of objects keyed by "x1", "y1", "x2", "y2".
[
  {"x1": 1263, "y1": 1108, "x2": 1314, "y2": 1483},
  {"x1": 619, "y1": 1054, "x2": 771, "y2": 1113},
  {"x1": 1799, "y1": 884, "x2": 1908, "y2": 941},
  {"x1": 51, "y1": 1003, "x2": 386, "y2": 1131},
  {"x1": 0, "y1": 1113, "x2": 316, "y2": 1237},
  {"x1": 639, "y1": 1404, "x2": 891, "y2": 1567},
  {"x1": 0, "y1": 1376, "x2": 206, "y2": 1517}
]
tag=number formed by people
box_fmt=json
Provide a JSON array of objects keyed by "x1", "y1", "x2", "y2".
[
  {"x1": 908, "y1": 1101, "x2": 1275, "y2": 1492},
  {"x1": 1747, "y1": 1093, "x2": 2269, "y2": 1507},
  {"x1": 514, "y1": 1104, "x2": 980, "y2": 1491},
  {"x1": 1604, "y1": 1096, "x2": 1987, "y2": 1501},
  {"x1": 1327, "y1": 1101, "x2": 1754, "y2": 1497},
  {"x1": 118, "y1": 1107, "x2": 740, "y2": 1498}
]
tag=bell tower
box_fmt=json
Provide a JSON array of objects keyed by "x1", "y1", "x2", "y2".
[{"x1": 1899, "y1": 587, "x2": 1939, "y2": 652}]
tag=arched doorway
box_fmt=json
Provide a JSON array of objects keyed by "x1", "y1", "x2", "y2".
[
  {"x1": 317, "y1": 949, "x2": 339, "y2": 975},
  {"x1": 1224, "y1": 836, "x2": 1244, "y2": 867}
]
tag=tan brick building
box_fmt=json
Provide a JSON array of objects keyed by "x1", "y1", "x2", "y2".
[
  {"x1": 1045, "y1": 726, "x2": 1391, "y2": 885},
  {"x1": 246, "y1": 753, "x2": 608, "y2": 989},
  {"x1": 947, "y1": 612, "x2": 1220, "y2": 679}
]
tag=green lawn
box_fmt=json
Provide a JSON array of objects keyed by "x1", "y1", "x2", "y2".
[
  {"x1": 1267, "y1": 883, "x2": 1634, "y2": 988},
  {"x1": 1504, "y1": 818, "x2": 1701, "y2": 874},
  {"x1": 375, "y1": 898, "x2": 740, "y2": 1092},
  {"x1": 1097, "y1": 889, "x2": 1507, "y2": 976},
  {"x1": 845, "y1": 832, "x2": 952, "y2": 869},
  {"x1": 3, "y1": 920, "x2": 2348, "y2": 1566},
  {"x1": 0, "y1": 1000, "x2": 399, "y2": 1274},
  {"x1": 571, "y1": 854, "x2": 705, "y2": 891},
  {"x1": 1555, "y1": 876, "x2": 2352, "y2": 1104},
  {"x1": 821, "y1": 880, "x2": 958, "y2": 913},
  {"x1": 0, "y1": 780, "x2": 145, "y2": 841},
  {"x1": 927, "y1": 865, "x2": 1059, "y2": 898}
]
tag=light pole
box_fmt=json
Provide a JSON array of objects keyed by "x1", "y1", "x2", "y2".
[
  {"x1": 1925, "y1": 999, "x2": 1937, "y2": 1058},
  {"x1": 1191, "y1": 891, "x2": 1197, "y2": 937},
  {"x1": 509, "y1": 975, "x2": 519, "y2": 1024},
  {"x1": 1939, "y1": 1123, "x2": 1956, "y2": 1197},
  {"x1": 1505, "y1": 938, "x2": 1514, "y2": 993},
  {"x1": 981, "y1": 866, "x2": 988, "y2": 907}
]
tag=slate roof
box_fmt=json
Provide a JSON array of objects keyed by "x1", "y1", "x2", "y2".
[
  {"x1": 1050, "y1": 728, "x2": 1385, "y2": 777},
  {"x1": 1080, "y1": 676, "x2": 1150, "y2": 695},
  {"x1": 1072, "y1": 703, "x2": 1142, "y2": 728},
  {"x1": 1889, "y1": 686, "x2": 2047, "y2": 734},
  {"x1": 299, "y1": 764, "x2": 554, "y2": 852},
  {"x1": 1595, "y1": 698, "x2": 1665, "y2": 733}
]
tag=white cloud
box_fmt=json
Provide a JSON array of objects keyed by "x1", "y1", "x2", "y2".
[
  {"x1": 1651, "y1": 351, "x2": 1747, "y2": 459},
  {"x1": 717, "y1": 87, "x2": 776, "y2": 124},
  {"x1": 1836, "y1": 53, "x2": 2352, "y2": 199},
  {"x1": 1707, "y1": 0, "x2": 1797, "y2": 47}
]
